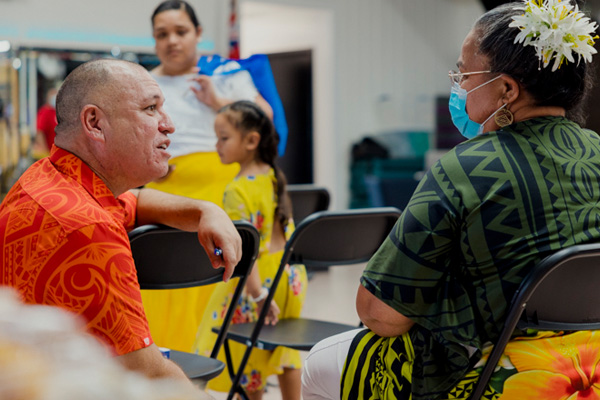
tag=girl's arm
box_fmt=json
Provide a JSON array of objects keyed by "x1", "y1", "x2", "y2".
[{"x1": 246, "y1": 261, "x2": 280, "y2": 325}]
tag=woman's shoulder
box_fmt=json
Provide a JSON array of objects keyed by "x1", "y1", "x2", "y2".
[
  {"x1": 436, "y1": 116, "x2": 592, "y2": 173},
  {"x1": 492, "y1": 115, "x2": 583, "y2": 135}
]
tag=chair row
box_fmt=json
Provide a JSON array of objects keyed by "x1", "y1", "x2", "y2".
[
  {"x1": 129, "y1": 206, "x2": 401, "y2": 399},
  {"x1": 130, "y1": 201, "x2": 600, "y2": 400}
]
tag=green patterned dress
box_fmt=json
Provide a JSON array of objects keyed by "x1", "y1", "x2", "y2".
[{"x1": 341, "y1": 117, "x2": 600, "y2": 400}]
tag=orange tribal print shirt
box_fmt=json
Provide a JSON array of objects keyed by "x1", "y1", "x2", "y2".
[{"x1": 0, "y1": 146, "x2": 152, "y2": 355}]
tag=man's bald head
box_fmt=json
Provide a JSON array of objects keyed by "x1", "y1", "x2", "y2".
[{"x1": 55, "y1": 59, "x2": 147, "y2": 136}]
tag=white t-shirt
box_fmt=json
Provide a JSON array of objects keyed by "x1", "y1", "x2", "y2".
[{"x1": 153, "y1": 62, "x2": 258, "y2": 158}]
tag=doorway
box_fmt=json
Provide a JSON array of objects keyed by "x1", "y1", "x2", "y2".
[
  {"x1": 240, "y1": 1, "x2": 335, "y2": 198},
  {"x1": 268, "y1": 50, "x2": 313, "y2": 184}
]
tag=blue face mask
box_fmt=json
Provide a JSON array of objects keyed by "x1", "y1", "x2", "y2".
[{"x1": 449, "y1": 74, "x2": 505, "y2": 139}]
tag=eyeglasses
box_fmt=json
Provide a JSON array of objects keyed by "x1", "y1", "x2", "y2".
[{"x1": 448, "y1": 70, "x2": 492, "y2": 85}]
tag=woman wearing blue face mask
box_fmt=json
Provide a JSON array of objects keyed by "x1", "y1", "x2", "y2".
[
  {"x1": 302, "y1": 2, "x2": 600, "y2": 399},
  {"x1": 448, "y1": 73, "x2": 507, "y2": 139}
]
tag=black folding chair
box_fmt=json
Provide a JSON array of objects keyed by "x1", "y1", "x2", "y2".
[
  {"x1": 470, "y1": 242, "x2": 600, "y2": 400},
  {"x1": 213, "y1": 207, "x2": 401, "y2": 399},
  {"x1": 287, "y1": 184, "x2": 331, "y2": 276},
  {"x1": 128, "y1": 220, "x2": 259, "y2": 382},
  {"x1": 286, "y1": 184, "x2": 330, "y2": 225}
]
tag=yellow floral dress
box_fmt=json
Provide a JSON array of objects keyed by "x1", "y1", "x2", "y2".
[
  {"x1": 141, "y1": 152, "x2": 238, "y2": 352},
  {"x1": 192, "y1": 168, "x2": 307, "y2": 393}
]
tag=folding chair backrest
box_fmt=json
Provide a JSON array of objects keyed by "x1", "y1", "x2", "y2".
[
  {"x1": 225, "y1": 207, "x2": 401, "y2": 399},
  {"x1": 517, "y1": 244, "x2": 600, "y2": 330},
  {"x1": 129, "y1": 220, "x2": 259, "y2": 359},
  {"x1": 129, "y1": 220, "x2": 259, "y2": 289},
  {"x1": 286, "y1": 184, "x2": 330, "y2": 225},
  {"x1": 254, "y1": 207, "x2": 400, "y2": 342},
  {"x1": 470, "y1": 242, "x2": 600, "y2": 399},
  {"x1": 285, "y1": 207, "x2": 400, "y2": 268}
]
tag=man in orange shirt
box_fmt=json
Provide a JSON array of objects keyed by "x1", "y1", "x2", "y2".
[{"x1": 0, "y1": 59, "x2": 241, "y2": 390}]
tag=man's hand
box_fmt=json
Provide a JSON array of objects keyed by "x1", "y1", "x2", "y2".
[{"x1": 196, "y1": 202, "x2": 242, "y2": 282}]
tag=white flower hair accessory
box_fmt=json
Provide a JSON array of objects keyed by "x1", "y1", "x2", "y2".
[{"x1": 509, "y1": 0, "x2": 599, "y2": 71}]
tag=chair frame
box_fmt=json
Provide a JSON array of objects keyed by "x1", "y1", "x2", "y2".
[
  {"x1": 286, "y1": 184, "x2": 330, "y2": 225},
  {"x1": 128, "y1": 220, "x2": 259, "y2": 382},
  {"x1": 470, "y1": 242, "x2": 600, "y2": 399},
  {"x1": 218, "y1": 207, "x2": 401, "y2": 399}
]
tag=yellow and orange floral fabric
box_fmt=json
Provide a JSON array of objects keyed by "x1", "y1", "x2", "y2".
[
  {"x1": 0, "y1": 146, "x2": 152, "y2": 355},
  {"x1": 443, "y1": 330, "x2": 600, "y2": 400},
  {"x1": 501, "y1": 331, "x2": 600, "y2": 399}
]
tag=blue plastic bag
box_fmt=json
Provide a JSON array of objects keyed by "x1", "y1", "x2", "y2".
[{"x1": 198, "y1": 54, "x2": 288, "y2": 156}]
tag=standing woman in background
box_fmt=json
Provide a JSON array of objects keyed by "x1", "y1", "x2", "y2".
[{"x1": 142, "y1": 0, "x2": 273, "y2": 353}]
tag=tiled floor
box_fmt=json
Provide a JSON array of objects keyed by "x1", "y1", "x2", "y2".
[{"x1": 207, "y1": 263, "x2": 365, "y2": 400}]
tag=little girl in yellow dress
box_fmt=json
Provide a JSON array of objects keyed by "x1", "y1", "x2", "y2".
[{"x1": 193, "y1": 100, "x2": 307, "y2": 400}]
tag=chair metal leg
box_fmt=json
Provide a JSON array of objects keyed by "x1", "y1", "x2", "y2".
[
  {"x1": 224, "y1": 339, "x2": 236, "y2": 381},
  {"x1": 226, "y1": 344, "x2": 255, "y2": 400},
  {"x1": 232, "y1": 386, "x2": 249, "y2": 400}
]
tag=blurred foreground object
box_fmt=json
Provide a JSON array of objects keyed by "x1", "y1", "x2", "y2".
[{"x1": 0, "y1": 288, "x2": 209, "y2": 400}]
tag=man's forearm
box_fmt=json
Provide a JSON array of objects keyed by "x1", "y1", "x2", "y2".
[
  {"x1": 133, "y1": 188, "x2": 208, "y2": 231},
  {"x1": 131, "y1": 187, "x2": 243, "y2": 281},
  {"x1": 118, "y1": 345, "x2": 190, "y2": 383}
]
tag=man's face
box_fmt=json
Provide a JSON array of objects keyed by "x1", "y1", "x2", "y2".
[{"x1": 101, "y1": 66, "x2": 175, "y2": 189}]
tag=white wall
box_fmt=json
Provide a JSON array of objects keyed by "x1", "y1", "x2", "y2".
[
  {"x1": 239, "y1": 2, "x2": 336, "y2": 206},
  {"x1": 240, "y1": 0, "x2": 483, "y2": 208},
  {"x1": 0, "y1": 0, "x2": 484, "y2": 208},
  {"x1": 0, "y1": 0, "x2": 225, "y2": 53},
  {"x1": 332, "y1": 0, "x2": 482, "y2": 209}
]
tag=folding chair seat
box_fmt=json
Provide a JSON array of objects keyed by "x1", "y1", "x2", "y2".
[
  {"x1": 470, "y1": 242, "x2": 600, "y2": 399},
  {"x1": 128, "y1": 220, "x2": 259, "y2": 382},
  {"x1": 212, "y1": 207, "x2": 401, "y2": 399}
]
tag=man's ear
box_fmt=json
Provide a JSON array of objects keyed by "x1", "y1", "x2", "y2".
[
  {"x1": 500, "y1": 75, "x2": 520, "y2": 105},
  {"x1": 80, "y1": 105, "x2": 106, "y2": 143},
  {"x1": 245, "y1": 131, "x2": 261, "y2": 150}
]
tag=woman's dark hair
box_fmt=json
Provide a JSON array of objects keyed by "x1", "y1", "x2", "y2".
[
  {"x1": 151, "y1": 0, "x2": 201, "y2": 28},
  {"x1": 219, "y1": 100, "x2": 293, "y2": 230},
  {"x1": 474, "y1": 2, "x2": 594, "y2": 125}
]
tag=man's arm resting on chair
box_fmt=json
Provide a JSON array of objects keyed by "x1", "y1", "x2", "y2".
[
  {"x1": 356, "y1": 284, "x2": 415, "y2": 337},
  {"x1": 118, "y1": 344, "x2": 188, "y2": 380},
  {"x1": 117, "y1": 344, "x2": 214, "y2": 398},
  {"x1": 131, "y1": 188, "x2": 242, "y2": 282}
]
